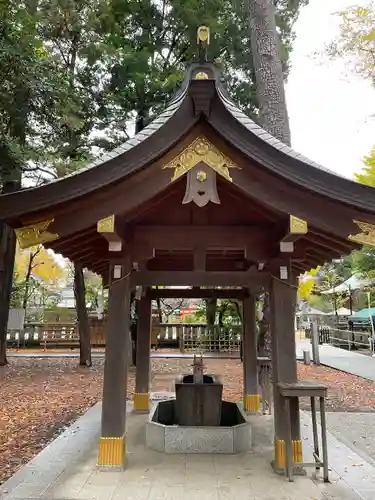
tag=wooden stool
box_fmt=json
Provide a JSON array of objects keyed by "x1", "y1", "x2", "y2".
[
  {"x1": 277, "y1": 381, "x2": 329, "y2": 483},
  {"x1": 257, "y1": 357, "x2": 272, "y2": 414}
]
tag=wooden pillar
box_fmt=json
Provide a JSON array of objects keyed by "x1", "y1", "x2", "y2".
[
  {"x1": 134, "y1": 295, "x2": 152, "y2": 412},
  {"x1": 98, "y1": 262, "x2": 131, "y2": 468},
  {"x1": 242, "y1": 293, "x2": 260, "y2": 413},
  {"x1": 270, "y1": 277, "x2": 302, "y2": 472}
]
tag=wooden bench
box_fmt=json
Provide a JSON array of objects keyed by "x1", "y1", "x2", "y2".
[
  {"x1": 41, "y1": 325, "x2": 79, "y2": 350},
  {"x1": 277, "y1": 381, "x2": 329, "y2": 483}
]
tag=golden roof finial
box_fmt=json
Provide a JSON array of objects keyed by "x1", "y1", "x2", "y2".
[
  {"x1": 197, "y1": 26, "x2": 210, "y2": 63},
  {"x1": 197, "y1": 26, "x2": 210, "y2": 45}
]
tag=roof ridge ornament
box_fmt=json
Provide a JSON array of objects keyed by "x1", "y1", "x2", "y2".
[
  {"x1": 197, "y1": 26, "x2": 210, "y2": 63},
  {"x1": 349, "y1": 220, "x2": 375, "y2": 247},
  {"x1": 163, "y1": 136, "x2": 240, "y2": 182}
]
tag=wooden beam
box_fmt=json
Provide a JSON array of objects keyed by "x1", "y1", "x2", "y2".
[
  {"x1": 69, "y1": 250, "x2": 98, "y2": 262},
  {"x1": 296, "y1": 237, "x2": 346, "y2": 259},
  {"x1": 133, "y1": 225, "x2": 273, "y2": 250},
  {"x1": 132, "y1": 225, "x2": 281, "y2": 262},
  {"x1": 51, "y1": 233, "x2": 99, "y2": 253},
  {"x1": 131, "y1": 269, "x2": 270, "y2": 287},
  {"x1": 308, "y1": 230, "x2": 356, "y2": 253},
  {"x1": 47, "y1": 227, "x2": 96, "y2": 247},
  {"x1": 147, "y1": 288, "x2": 248, "y2": 299},
  {"x1": 194, "y1": 248, "x2": 206, "y2": 271}
]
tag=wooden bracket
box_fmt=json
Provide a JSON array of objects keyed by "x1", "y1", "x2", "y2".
[
  {"x1": 280, "y1": 215, "x2": 308, "y2": 246},
  {"x1": 97, "y1": 215, "x2": 123, "y2": 251}
]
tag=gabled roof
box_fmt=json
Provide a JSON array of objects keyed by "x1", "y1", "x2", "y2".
[
  {"x1": 0, "y1": 72, "x2": 197, "y2": 220},
  {"x1": 1, "y1": 59, "x2": 375, "y2": 281},
  {"x1": 1, "y1": 61, "x2": 375, "y2": 226}
]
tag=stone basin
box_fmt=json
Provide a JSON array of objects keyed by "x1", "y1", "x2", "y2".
[{"x1": 146, "y1": 400, "x2": 252, "y2": 454}]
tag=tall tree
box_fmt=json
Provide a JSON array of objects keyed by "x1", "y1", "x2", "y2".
[
  {"x1": 247, "y1": 0, "x2": 294, "y2": 356},
  {"x1": 0, "y1": 0, "x2": 310, "y2": 364},
  {"x1": 106, "y1": 0, "x2": 310, "y2": 126},
  {"x1": 247, "y1": 0, "x2": 292, "y2": 144},
  {"x1": 0, "y1": 0, "x2": 62, "y2": 365},
  {"x1": 74, "y1": 262, "x2": 92, "y2": 366},
  {"x1": 36, "y1": 0, "x2": 122, "y2": 365}
]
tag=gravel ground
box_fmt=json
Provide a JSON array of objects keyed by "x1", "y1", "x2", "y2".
[{"x1": 1, "y1": 357, "x2": 375, "y2": 485}]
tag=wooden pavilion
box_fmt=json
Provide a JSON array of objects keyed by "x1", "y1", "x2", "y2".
[{"x1": 1, "y1": 30, "x2": 375, "y2": 474}]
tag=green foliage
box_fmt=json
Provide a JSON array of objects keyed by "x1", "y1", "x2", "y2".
[
  {"x1": 352, "y1": 246, "x2": 375, "y2": 277},
  {"x1": 325, "y1": 2, "x2": 375, "y2": 82},
  {"x1": 355, "y1": 147, "x2": 375, "y2": 186},
  {"x1": 0, "y1": 0, "x2": 68, "y2": 186},
  {"x1": 102, "y1": 0, "x2": 310, "y2": 123},
  {"x1": 1, "y1": 0, "x2": 309, "y2": 186},
  {"x1": 301, "y1": 259, "x2": 355, "y2": 313}
]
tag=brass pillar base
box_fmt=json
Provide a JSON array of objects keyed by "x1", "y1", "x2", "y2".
[
  {"x1": 243, "y1": 394, "x2": 261, "y2": 413},
  {"x1": 133, "y1": 392, "x2": 150, "y2": 412},
  {"x1": 98, "y1": 435, "x2": 126, "y2": 467},
  {"x1": 272, "y1": 439, "x2": 305, "y2": 476}
]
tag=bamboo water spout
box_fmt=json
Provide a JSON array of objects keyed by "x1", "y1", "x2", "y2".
[{"x1": 192, "y1": 355, "x2": 205, "y2": 384}]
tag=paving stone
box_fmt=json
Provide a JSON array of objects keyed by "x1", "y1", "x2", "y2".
[
  {"x1": 5, "y1": 481, "x2": 51, "y2": 499},
  {"x1": 77, "y1": 483, "x2": 119, "y2": 500},
  {"x1": 112, "y1": 483, "x2": 151, "y2": 500},
  {"x1": 1, "y1": 402, "x2": 371, "y2": 500},
  {"x1": 148, "y1": 485, "x2": 184, "y2": 500}
]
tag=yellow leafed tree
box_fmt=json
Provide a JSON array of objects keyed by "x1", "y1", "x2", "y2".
[
  {"x1": 13, "y1": 244, "x2": 65, "y2": 311},
  {"x1": 298, "y1": 267, "x2": 321, "y2": 301},
  {"x1": 355, "y1": 147, "x2": 375, "y2": 186},
  {"x1": 16, "y1": 245, "x2": 64, "y2": 283}
]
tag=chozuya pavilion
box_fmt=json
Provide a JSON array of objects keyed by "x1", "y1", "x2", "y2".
[{"x1": 1, "y1": 26, "x2": 375, "y2": 476}]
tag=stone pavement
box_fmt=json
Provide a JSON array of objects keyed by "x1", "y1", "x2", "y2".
[
  {"x1": 2, "y1": 398, "x2": 375, "y2": 500},
  {"x1": 325, "y1": 412, "x2": 375, "y2": 466},
  {"x1": 296, "y1": 340, "x2": 375, "y2": 382}
]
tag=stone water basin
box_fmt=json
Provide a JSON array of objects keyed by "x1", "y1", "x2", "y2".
[{"x1": 146, "y1": 399, "x2": 252, "y2": 454}]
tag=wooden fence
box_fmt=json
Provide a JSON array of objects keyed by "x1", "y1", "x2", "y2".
[
  {"x1": 7, "y1": 321, "x2": 241, "y2": 353},
  {"x1": 6, "y1": 320, "x2": 104, "y2": 349}
]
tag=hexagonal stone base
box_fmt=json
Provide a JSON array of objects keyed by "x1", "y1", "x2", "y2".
[{"x1": 146, "y1": 400, "x2": 252, "y2": 454}]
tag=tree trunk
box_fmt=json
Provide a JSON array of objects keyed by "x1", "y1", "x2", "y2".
[
  {"x1": 206, "y1": 298, "x2": 217, "y2": 325},
  {"x1": 0, "y1": 223, "x2": 17, "y2": 366},
  {"x1": 0, "y1": 153, "x2": 22, "y2": 366},
  {"x1": 22, "y1": 252, "x2": 34, "y2": 312},
  {"x1": 206, "y1": 298, "x2": 218, "y2": 349},
  {"x1": 74, "y1": 262, "x2": 92, "y2": 366},
  {"x1": 257, "y1": 292, "x2": 271, "y2": 358},
  {"x1": 248, "y1": 0, "x2": 291, "y2": 358},
  {"x1": 248, "y1": 0, "x2": 291, "y2": 145}
]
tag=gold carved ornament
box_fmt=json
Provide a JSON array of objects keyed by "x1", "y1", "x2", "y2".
[
  {"x1": 196, "y1": 170, "x2": 207, "y2": 182},
  {"x1": 197, "y1": 26, "x2": 210, "y2": 44},
  {"x1": 15, "y1": 219, "x2": 59, "y2": 249},
  {"x1": 348, "y1": 220, "x2": 375, "y2": 247},
  {"x1": 194, "y1": 72, "x2": 209, "y2": 80},
  {"x1": 163, "y1": 136, "x2": 240, "y2": 182},
  {"x1": 290, "y1": 215, "x2": 308, "y2": 234},
  {"x1": 97, "y1": 215, "x2": 115, "y2": 233}
]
